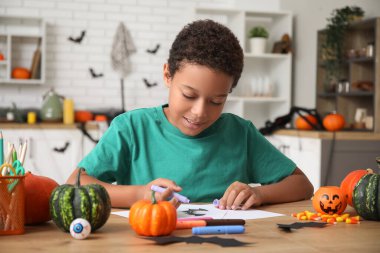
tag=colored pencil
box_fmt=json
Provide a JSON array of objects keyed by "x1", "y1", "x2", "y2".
[{"x1": 0, "y1": 131, "x2": 3, "y2": 165}]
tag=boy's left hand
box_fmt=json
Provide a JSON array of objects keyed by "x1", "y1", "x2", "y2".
[{"x1": 218, "y1": 181, "x2": 263, "y2": 210}]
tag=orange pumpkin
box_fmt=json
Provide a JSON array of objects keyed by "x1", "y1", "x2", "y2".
[
  {"x1": 0, "y1": 53, "x2": 4, "y2": 60},
  {"x1": 12, "y1": 67, "x2": 31, "y2": 79},
  {"x1": 323, "y1": 113, "x2": 345, "y2": 131},
  {"x1": 312, "y1": 186, "x2": 347, "y2": 215},
  {"x1": 129, "y1": 191, "x2": 177, "y2": 236},
  {"x1": 24, "y1": 172, "x2": 59, "y2": 225},
  {"x1": 340, "y1": 169, "x2": 373, "y2": 206},
  {"x1": 295, "y1": 115, "x2": 318, "y2": 130}
]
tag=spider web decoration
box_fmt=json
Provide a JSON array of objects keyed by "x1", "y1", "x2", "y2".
[
  {"x1": 111, "y1": 22, "x2": 136, "y2": 76},
  {"x1": 111, "y1": 22, "x2": 136, "y2": 112}
]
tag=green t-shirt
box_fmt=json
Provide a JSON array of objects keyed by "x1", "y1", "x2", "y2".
[{"x1": 78, "y1": 105, "x2": 296, "y2": 202}]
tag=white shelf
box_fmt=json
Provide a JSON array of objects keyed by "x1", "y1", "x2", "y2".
[
  {"x1": 0, "y1": 15, "x2": 45, "y2": 85},
  {"x1": 193, "y1": 8, "x2": 292, "y2": 128},
  {"x1": 244, "y1": 53, "x2": 291, "y2": 59},
  {"x1": 0, "y1": 79, "x2": 44, "y2": 85},
  {"x1": 1, "y1": 33, "x2": 44, "y2": 37},
  {"x1": 228, "y1": 96, "x2": 286, "y2": 103}
]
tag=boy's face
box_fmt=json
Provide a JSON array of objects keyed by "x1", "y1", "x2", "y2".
[{"x1": 163, "y1": 63, "x2": 233, "y2": 136}]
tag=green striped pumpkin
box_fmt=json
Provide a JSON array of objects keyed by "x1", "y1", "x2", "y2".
[
  {"x1": 353, "y1": 173, "x2": 380, "y2": 221},
  {"x1": 49, "y1": 168, "x2": 111, "y2": 232}
]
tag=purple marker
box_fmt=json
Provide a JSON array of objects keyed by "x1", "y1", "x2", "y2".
[{"x1": 151, "y1": 185, "x2": 190, "y2": 203}]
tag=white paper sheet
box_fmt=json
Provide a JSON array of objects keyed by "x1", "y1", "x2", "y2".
[{"x1": 112, "y1": 204, "x2": 284, "y2": 220}]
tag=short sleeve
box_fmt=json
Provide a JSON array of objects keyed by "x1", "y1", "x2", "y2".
[
  {"x1": 247, "y1": 122, "x2": 296, "y2": 184},
  {"x1": 77, "y1": 116, "x2": 131, "y2": 184}
]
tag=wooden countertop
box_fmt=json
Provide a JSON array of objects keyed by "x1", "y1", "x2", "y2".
[
  {"x1": 3, "y1": 200, "x2": 379, "y2": 253},
  {"x1": 273, "y1": 129, "x2": 380, "y2": 140}
]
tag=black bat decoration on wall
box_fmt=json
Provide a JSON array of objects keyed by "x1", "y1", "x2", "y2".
[
  {"x1": 53, "y1": 142, "x2": 70, "y2": 153},
  {"x1": 143, "y1": 78, "x2": 157, "y2": 88},
  {"x1": 89, "y1": 68, "x2": 104, "y2": 78},
  {"x1": 144, "y1": 236, "x2": 252, "y2": 247},
  {"x1": 68, "y1": 30, "x2": 86, "y2": 43},
  {"x1": 146, "y1": 44, "x2": 160, "y2": 54}
]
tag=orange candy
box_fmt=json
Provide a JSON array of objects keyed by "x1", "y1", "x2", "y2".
[{"x1": 291, "y1": 210, "x2": 360, "y2": 225}]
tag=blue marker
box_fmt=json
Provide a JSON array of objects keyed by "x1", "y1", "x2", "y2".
[
  {"x1": 192, "y1": 225, "x2": 245, "y2": 235},
  {"x1": 151, "y1": 185, "x2": 190, "y2": 203}
]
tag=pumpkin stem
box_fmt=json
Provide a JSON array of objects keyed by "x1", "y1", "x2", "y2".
[
  {"x1": 366, "y1": 168, "x2": 374, "y2": 174},
  {"x1": 76, "y1": 167, "x2": 85, "y2": 187},
  {"x1": 151, "y1": 190, "x2": 157, "y2": 204}
]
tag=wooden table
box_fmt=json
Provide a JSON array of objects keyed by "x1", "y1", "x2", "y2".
[{"x1": 1, "y1": 200, "x2": 379, "y2": 252}]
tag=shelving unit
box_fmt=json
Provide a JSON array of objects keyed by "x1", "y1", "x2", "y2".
[
  {"x1": 191, "y1": 7, "x2": 293, "y2": 128},
  {"x1": 316, "y1": 18, "x2": 380, "y2": 132},
  {"x1": 0, "y1": 15, "x2": 46, "y2": 85}
]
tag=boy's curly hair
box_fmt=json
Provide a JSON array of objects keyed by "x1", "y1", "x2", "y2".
[{"x1": 168, "y1": 19, "x2": 244, "y2": 90}]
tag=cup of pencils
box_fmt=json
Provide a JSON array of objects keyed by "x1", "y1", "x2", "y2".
[
  {"x1": 0, "y1": 163, "x2": 25, "y2": 235},
  {"x1": 0, "y1": 131, "x2": 27, "y2": 235}
]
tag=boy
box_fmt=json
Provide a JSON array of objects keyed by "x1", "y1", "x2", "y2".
[{"x1": 67, "y1": 20, "x2": 313, "y2": 210}]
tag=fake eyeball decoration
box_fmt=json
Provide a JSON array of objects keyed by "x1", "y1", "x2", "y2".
[{"x1": 70, "y1": 218, "x2": 91, "y2": 240}]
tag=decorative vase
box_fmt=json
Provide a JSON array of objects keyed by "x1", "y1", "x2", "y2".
[
  {"x1": 40, "y1": 89, "x2": 63, "y2": 122},
  {"x1": 250, "y1": 38, "x2": 267, "y2": 55}
]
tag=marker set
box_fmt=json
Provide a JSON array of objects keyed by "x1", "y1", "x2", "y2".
[{"x1": 176, "y1": 219, "x2": 246, "y2": 235}]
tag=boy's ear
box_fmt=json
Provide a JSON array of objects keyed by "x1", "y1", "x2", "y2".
[{"x1": 163, "y1": 63, "x2": 171, "y2": 88}]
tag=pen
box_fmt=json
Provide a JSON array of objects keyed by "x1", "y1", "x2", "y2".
[
  {"x1": 176, "y1": 219, "x2": 246, "y2": 229},
  {"x1": 176, "y1": 220, "x2": 206, "y2": 229},
  {"x1": 192, "y1": 225, "x2": 245, "y2": 235},
  {"x1": 150, "y1": 185, "x2": 190, "y2": 203}
]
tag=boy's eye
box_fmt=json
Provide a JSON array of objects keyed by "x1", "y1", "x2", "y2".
[
  {"x1": 211, "y1": 100, "x2": 224, "y2": 106},
  {"x1": 183, "y1": 94, "x2": 195, "y2": 99}
]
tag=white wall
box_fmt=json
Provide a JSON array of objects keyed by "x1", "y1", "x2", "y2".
[
  {"x1": 280, "y1": 0, "x2": 380, "y2": 108},
  {"x1": 0, "y1": 0, "x2": 280, "y2": 112},
  {"x1": 2, "y1": 0, "x2": 377, "y2": 114}
]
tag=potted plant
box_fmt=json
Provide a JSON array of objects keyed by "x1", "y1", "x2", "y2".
[
  {"x1": 322, "y1": 6, "x2": 365, "y2": 92},
  {"x1": 249, "y1": 26, "x2": 269, "y2": 55}
]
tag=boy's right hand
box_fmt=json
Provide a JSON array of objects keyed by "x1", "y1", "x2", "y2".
[{"x1": 143, "y1": 178, "x2": 182, "y2": 208}]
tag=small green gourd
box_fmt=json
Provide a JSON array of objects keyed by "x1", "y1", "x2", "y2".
[{"x1": 49, "y1": 168, "x2": 111, "y2": 232}]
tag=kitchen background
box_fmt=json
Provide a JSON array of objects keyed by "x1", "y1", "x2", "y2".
[{"x1": 0, "y1": 0, "x2": 379, "y2": 113}]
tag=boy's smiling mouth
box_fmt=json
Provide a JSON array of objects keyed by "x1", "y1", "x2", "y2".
[{"x1": 183, "y1": 116, "x2": 204, "y2": 129}]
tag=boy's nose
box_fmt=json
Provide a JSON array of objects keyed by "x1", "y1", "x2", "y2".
[{"x1": 191, "y1": 100, "x2": 207, "y2": 118}]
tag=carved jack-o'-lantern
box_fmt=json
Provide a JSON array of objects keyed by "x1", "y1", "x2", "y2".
[{"x1": 312, "y1": 186, "x2": 347, "y2": 215}]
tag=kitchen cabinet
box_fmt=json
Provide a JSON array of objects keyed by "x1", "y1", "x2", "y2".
[
  {"x1": 266, "y1": 134, "x2": 322, "y2": 191},
  {"x1": 191, "y1": 7, "x2": 292, "y2": 128},
  {"x1": 267, "y1": 130, "x2": 380, "y2": 191},
  {"x1": 1, "y1": 126, "x2": 98, "y2": 184},
  {"x1": 316, "y1": 18, "x2": 380, "y2": 132},
  {"x1": 0, "y1": 15, "x2": 45, "y2": 85}
]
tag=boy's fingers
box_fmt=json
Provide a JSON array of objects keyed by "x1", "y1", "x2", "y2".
[
  {"x1": 225, "y1": 189, "x2": 239, "y2": 209},
  {"x1": 231, "y1": 191, "x2": 247, "y2": 210},
  {"x1": 219, "y1": 186, "x2": 234, "y2": 209},
  {"x1": 241, "y1": 195, "x2": 255, "y2": 210},
  {"x1": 160, "y1": 187, "x2": 175, "y2": 200},
  {"x1": 152, "y1": 178, "x2": 182, "y2": 191},
  {"x1": 169, "y1": 198, "x2": 180, "y2": 208}
]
